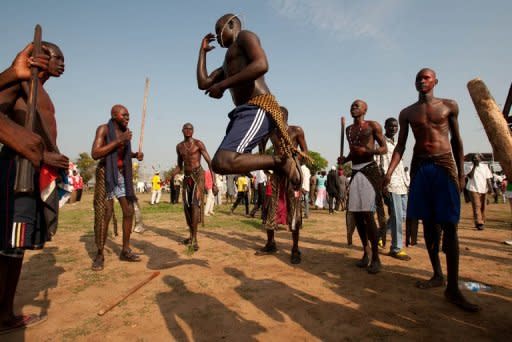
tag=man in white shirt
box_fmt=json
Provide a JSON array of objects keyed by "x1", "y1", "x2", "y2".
[
  {"x1": 301, "y1": 164, "x2": 311, "y2": 218},
  {"x1": 466, "y1": 154, "x2": 493, "y2": 230},
  {"x1": 379, "y1": 118, "x2": 411, "y2": 260},
  {"x1": 249, "y1": 170, "x2": 267, "y2": 217}
]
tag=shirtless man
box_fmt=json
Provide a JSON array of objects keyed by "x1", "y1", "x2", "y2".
[
  {"x1": 91, "y1": 105, "x2": 144, "y2": 271},
  {"x1": 257, "y1": 107, "x2": 308, "y2": 264},
  {"x1": 169, "y1": 123, "x2": 216, "y2": 251},
  {"x1": 340, "y1": 100, "x2": 387, "y2": 274},
  {"x1": 384, "y1": 68, "x2": 479, "y2": 312},
  {"x1": 197, "y1": 13, "x2": 301, "y2": 186},
  {"x1": 0, "y1": 42, "x2": 68, "y2": 333},
  {"x1": 0, "y1": 44, "x2": 49, "y2": 91}
]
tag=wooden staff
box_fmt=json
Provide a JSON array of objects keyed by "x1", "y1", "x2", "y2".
[
  {"x1": 138, "y1": 77, "x2": 150, "y2": 154},
  {"x1": 340, "y1": 116, "x2": 346, "y2": 157},
  {"x1": 14, "y1": 25, "x2": 42, "y2": 194},
  {"x1": 467, "y1": 78, "x2": 512, "y2": 182},
  {"x1": 98, "y1": 271, "x2": 160, "y2": 316}
]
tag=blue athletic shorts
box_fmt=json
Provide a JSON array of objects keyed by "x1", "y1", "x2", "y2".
[
  {"x1": 218, "y1": 104, "x2": 274, "y2": 153},
  {"x1": 407, "y1": 162, "x2": 460, "y2": 224}
]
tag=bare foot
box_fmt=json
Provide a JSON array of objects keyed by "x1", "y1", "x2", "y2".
[
  {"x1": 445, "y1": 289, "x2": 481, "y2": 312},
  {"x1": 416, "y1": 276, "x2": 444, "y2": 289},
  {"x1": 91, "y1": 254, "x2": 104, "y2": 271}
]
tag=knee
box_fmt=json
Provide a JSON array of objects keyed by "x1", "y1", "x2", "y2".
[
  {"x1": 212, "y1": 154, "x2": 228, "y2": 174},
  {"x1": 124, "y1": 205, "x2": 134, "y2": 218}
]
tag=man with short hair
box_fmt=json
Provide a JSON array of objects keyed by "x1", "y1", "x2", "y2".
[
  {"x1": 340, "y1": 100, "x2": 387, "y2": 274},
  {"x1": 384, "y1": 68, "x2": 479, "y2": 312},
  {"x1": 379, "y1": 117, "x2": 410, "y2": 261},
  {"x1": 197, "y1": 14, "x2": 301, "y2": 186},
  {"x1": 0, "y1": 42, "x2": 68, "y2": 332},
  {"x1": 466, "y1": 154, "x2": 493, "y2": 230},
  {"x1": 169, "y1": 123, "x2": 215, "y2": 251},
  {"x1": 91, "y1": 104, "x2": 144, "y2": 271}
]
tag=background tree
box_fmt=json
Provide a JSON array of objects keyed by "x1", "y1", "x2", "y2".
[
  {"x1": 75, "y1": 152, "x2": 97, "y2": 185},
  {"x1": 307, "y1": 150, "x2": 328, "y2": 175}
]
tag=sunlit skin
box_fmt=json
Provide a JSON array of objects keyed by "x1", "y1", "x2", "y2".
[
  {"x1": 196, "y1": 14, "x2": 300, "y2": 185},
  {"x1": 0, "y1": 42, "x2": 69, "y2": 329},
  {"x1": 383, "y1": 68, "x2": 479, "y2": 312},
  {"x1": 169, "y1": 123, "x2": 216, "y2": 249},
  {"x1": 91, "y1": 104, "x2": 144, "y2": 267}
]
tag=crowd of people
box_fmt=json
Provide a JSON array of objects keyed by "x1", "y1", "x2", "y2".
[{"x1": 2, "y1": 12, "x2": 512, "y2": 335}]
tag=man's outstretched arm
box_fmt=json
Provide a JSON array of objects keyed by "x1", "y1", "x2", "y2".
[{"x1": 197, "y1": 33, "x2": 224, "y2": 90}]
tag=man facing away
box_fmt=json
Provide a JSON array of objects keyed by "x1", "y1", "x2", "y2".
[
  {"x1": 197, "y1": 13, "x2": 301, "y2": 186},
  {"x1": 91, "y1": 104, "x2": 144, "y2": 271},
  {"x1": 384, "y1": 68, "x2": 479, "y2": 312},
  {"x1": 340, "y1": 100, "x2": 387, "y2": 274}
]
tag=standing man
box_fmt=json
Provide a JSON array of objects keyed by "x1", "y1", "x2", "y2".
[
  {"x1": 379, "y1": 118, "x2": 411, "y2": 261},
  {"x1": 340, "y1": 100, "x2": 387, "y2": 274},
  {"x1": 150, "y1": 170, "x2": 162, "y2": 205},
  {"x1": 204, "y1": 169, "x2": 216, "y2": 216},
  {"x1": 257, "y1": 107, "x2": 309, "y2": 264},
  {"x1": 301, "y1": 163, "x2": 311, "y2": 218},
  {"x1": 226, "y1": 174, "x2": 236, "y2": 204},
  {"x1": 326, "y1": 166, "x2": 341, "y2": 214},
  {"x1": 249, "y1": 170, "x2": 267, "y2": 217},
  {"x1": 231, "y1": 175, "x2": 250, "y2": 216},
  {"x1": 0, "y1": 42, "x2": 68, "y2": 332},
  {"x1": 384, "y1": 68, "x2": 479, "y2": 312},
  {"x1": 197, "y1": 14, "x2": 301, "y2": 186},
  {"x1": 465, "y1": 154, "x2": 493, "y2": 230},
  {"x1": 91, "y1": 104, "x2": 144, "y2": 271},
  {"x1": 169, "y1": 123, "x2": 215, "y2": 251}
]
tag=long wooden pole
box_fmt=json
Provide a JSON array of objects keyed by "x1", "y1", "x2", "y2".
[
  {"x1": 14, "y1": 25, "x2": 42, "y2": 193},
  {"x1": 467, "y1": 78, "x2": 512, "y2": 182},
  {"x1": 502, "y1": 82, "x2": 512, "y2": 118},
  {"x1": 138, "y1": 77, "x2": 150, "y2": 154},
  {"x1": 98, "y1": 271, "x2": 160, "y2": 316},
  {"x1": 340, "y1": 116, "x2": 346, "y2": 157}
]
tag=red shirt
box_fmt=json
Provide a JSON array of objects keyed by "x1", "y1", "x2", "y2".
[{"x1": 204, "y1": 170, "x2": 213, "y2": 190}]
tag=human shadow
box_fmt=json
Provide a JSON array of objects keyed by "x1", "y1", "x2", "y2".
[
  {"x1": 7, "y1": 247, "x2": 65, "y2": 341},
  {"x1": 156, "y1": 274, "x2": 265, "y2": 341}
]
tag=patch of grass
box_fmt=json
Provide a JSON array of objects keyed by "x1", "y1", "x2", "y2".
[
  {"x1": 72, "y1": 269, "x2": 109, "y2": 294},
  {"x1": 55, "y1": 247, "x2": 78, "y2": 264},
  {"x1": 61, "y1": 317, "x2": 101, "y2": 341}
]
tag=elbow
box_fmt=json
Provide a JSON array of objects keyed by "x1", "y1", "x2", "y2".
[
  {"x1": 254, "y1": 60, "x2": 268, "y2": 77},
  {"x1": 91, "y1": 150, "x2": 100, "y2": 160},
  {"x1": 197, "y1": 80, "x2": 208, "y2": 90}
]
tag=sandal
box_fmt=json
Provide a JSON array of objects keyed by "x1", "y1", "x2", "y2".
[
  {"x1": 119, "y1": 249, "x2": 141, "y2": 262},
  {"x1": 92, "y1": 254, "x2": 104, "y2": 271},
  {"x1": 0, "y1": 314, "x2": 47, "y2": 335}
]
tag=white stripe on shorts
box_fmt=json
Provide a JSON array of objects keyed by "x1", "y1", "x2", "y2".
[{"x1": 236, "y1": 108, "x2": 265, "y2": 153}]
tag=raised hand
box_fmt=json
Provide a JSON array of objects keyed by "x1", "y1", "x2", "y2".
[
  {"x1": 118, "y1": 129, "x2": 132, "y2": 144},
  {"x1": 201, "y1": 33, "x2": 216, "y2": 53}
]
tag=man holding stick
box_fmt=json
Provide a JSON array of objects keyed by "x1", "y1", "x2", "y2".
[
  {"x1": 339, "y1": 100, "x2": 387, "y2": 274},
  {"x1": 169, "y1": 123, "x2": 216, "y2": 252},
  {"x1": 0, "y1": 40, "x2": 68, "y2": 333},
  {"x1": 197, "y1": 14, "x2": 301, "y2": 186},
  {"x1": 91, "y1": 105, "x2": 144, "y2": 271},
  {"x1": 384, "y1": 68, "x2": 479, "y2": 311}
]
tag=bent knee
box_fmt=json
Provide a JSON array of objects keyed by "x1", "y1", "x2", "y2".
[{"x1": 212, "y1": 151, "x2": 236, "y2": 174}]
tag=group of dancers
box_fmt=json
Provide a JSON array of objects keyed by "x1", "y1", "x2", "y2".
[{"x1": 0, "y1": 11, "x2": 481, "y2": 336}]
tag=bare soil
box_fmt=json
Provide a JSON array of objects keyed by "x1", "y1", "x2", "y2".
[{"x1": 4, "y1": 193, "x2": 512, "y2": 341}]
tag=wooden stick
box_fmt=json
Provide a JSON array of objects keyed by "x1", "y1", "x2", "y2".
[
  {"x1": 138, "y1": 77, "x2": 150, "y2": 154},
  {"x1": 14, "y1": 25, "x2": 42, "y2": 194},
  {"x1": 97, "y1": 271, "x2": 160, "y2": 316},
  {"x1": 503, "y1": 82, "x2": 512, "y2": 118},
  {"x1": 340, "y1": 116, "x2": 346, "y2": 157},
  {"x1": 467, "y1": 78, "x2": 512, "y2": 182}
]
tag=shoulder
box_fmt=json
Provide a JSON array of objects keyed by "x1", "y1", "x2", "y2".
[
  {"x1": 368, "y1": 120, "x2": 383, "y2": 130},
  {"x1": 96, "y1": 124, "x2": 108, "y2": 134},
  {"x1": 238, "y1": 30, "x2": 260, "y2": 42},
  {"x1": 194, "y1": 139, "x2": 205, "y2": 147},
  {"x1": 440, "y1": 98, "x2": 458, "y2": 112}
]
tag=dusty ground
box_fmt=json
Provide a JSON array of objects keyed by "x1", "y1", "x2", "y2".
[{"x1": 4, "y1": 192, "x2": 512, "y2": 341}]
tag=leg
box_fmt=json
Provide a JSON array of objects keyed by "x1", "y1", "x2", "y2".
[
  {"x1": 92, "y1": 198, "x2": 113, "y2": 270},
  {"x1": 133, "y1": 200, "x2": 144, "y2": 233},
  {"x1": 231, "y1": 192, "x2": 243, "y2": 213},
  {"x1": 406, "y1": 218, "x2": 418, "y2": 246},
  {"x1": 479, "y1": 193, "x2": 487, "y2": 228},
  {"x1": 469, "y1": 191, "x2": 482, "y2": 227},
  {"x1": 118, "y1": 197, "x2": 140, "y2": 261},
  {"x1": 363, "y1": 212, "x2": 382, "y2": 274},
  {"x1": 416, "y1": 221, "x2": 444, "y2": 288},
  {"x1": 353, "y1": 212, "x2": 369, "y2": 268},
  {"x1": 256, "y1": 229, "x2": 277, "y2": 255},
  {"x1": 328, "y1": 194, "x2": 334, "y2": 213},
  {"x1": 189, "y1": 203, "x2": 200, "y2": 251},
  {"x1": 290, "y1": 229, "x2": 301, "y2": 264},
  {"x1": 442, "y1": 223, "x2": 480, "y2": 312},
  {"x1": 0, "y1": 254, "x2": 23, "y2": 323},
  {"x1": 156, "y1": 190, "x2": 162, "y2": 204},
  {"x1": 303, "y1": 191, "x2": 309, "y2": 218},
  {"x1": 244, "y1": 192, "x2": 250, "y2": 215}
]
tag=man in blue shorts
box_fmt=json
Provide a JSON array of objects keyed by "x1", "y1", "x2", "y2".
[
  {"x1": 196, "y1": 13, "x2": 301, "y2": 187},
  {"x1": 384, "y1": 68, "x2": 479, "y2": 312}
]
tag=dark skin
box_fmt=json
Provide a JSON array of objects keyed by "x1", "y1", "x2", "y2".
[
  {"x1": 383, "y1": 68, "x2": 479, "y2": 312},
  {"x1": 169, "y1": 124, "x2": 216, "y2": 249},
  {"x1": 259, "y1": 107, "x2": 308, "y2": 259},
  {"x1": 340, "y1": 100, "x2": 387, "y2": 273},
  {"x1": 196, "y1": 14, "x2": 299, "y2": 183},
  {"x1": 0, "y1": 43, "x2": 68, "y2": 328},
  {"x1": 91, "y1": 105, "x2": 144, "y2": 264}
]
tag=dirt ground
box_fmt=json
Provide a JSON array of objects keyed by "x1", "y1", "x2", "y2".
[{"x1": 4, "y1": 192, "x2": 512, "y2": 341}]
